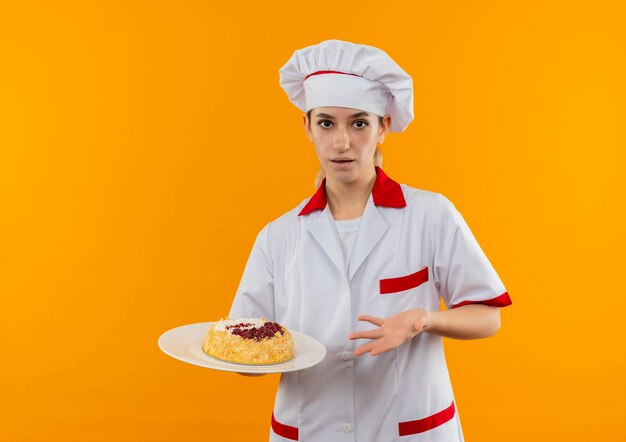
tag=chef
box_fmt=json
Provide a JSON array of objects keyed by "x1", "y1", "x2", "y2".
[{"x1": 229, "y1": 39, "x2": 512, "y2": 442}]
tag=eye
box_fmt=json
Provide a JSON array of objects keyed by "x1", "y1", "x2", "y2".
[
  {"x1": 317, "y1": 120, "x2": 333, "y2": 128},
  {"x1": 354, "y1": 120, "x2": 369, "y2": 128}
]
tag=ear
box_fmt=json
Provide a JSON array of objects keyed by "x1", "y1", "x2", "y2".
[
  {"x1": 303, "y1": 113, "x2": 313, "y2": 142},
  {"x1": 377, "y1": 114, "x2": 392, "y2": 144}
]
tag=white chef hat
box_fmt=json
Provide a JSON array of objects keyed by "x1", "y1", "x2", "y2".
[{"x1": 278, "y1": 39, "x2": 414, "y2": 133}]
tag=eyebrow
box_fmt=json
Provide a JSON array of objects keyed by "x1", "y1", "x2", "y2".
[{"x1": 314, "y1": 111, "x2": 372, "y2": 119}]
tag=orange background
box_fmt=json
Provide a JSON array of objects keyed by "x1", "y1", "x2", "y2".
[{"x1": 1, "y1": 1, "x2": 625, "y2": 441}]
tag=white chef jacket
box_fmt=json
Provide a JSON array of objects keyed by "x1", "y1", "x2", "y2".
[{"x1": 229, "y1": 166, "x2": 511, "y2": 442}]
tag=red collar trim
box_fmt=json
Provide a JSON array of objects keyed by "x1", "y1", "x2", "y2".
[{"x1": 298, "y1": 166, "x2": 406, "y2": 216}]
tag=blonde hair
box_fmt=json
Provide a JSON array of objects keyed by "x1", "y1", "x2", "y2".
[{"x1": 314, "y1": 147, "x2": 383, "y2": 188}]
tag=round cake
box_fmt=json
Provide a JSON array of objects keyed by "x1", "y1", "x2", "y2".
[{"x1": 202, "y1": 317, "x2": 294, "y2": 365}]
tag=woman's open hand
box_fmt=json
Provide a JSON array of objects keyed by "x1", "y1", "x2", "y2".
[{"x1": 348, "y1": 309, "x2": 432, "y2": 357}]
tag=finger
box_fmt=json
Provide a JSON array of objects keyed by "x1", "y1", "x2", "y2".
[
  {"x1": 353, "y1": 341, "x2": 378, "y2": 357},
  {"x1": 368, "y1": 337, "x2": 392, "y2": 356},
  {"x1": 371, "y1": 335, "x2": 409, "y2": 356},
  {"x1": 357, "y1": 315, "x2": 384, "y2": 327},
  {"x1": 370, "y1": 346, "x2": 390, "y2": 357},
  {"x1": 348, "y1": 329, "x2": 384, "y2": 340}
]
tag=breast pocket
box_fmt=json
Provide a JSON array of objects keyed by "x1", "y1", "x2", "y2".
[
  {"x1": 379, "y1": 266, "x2": 429, "y2": 295},
  {"x1": 378, "y1": 266, "x2": 430, "y2": 316}
]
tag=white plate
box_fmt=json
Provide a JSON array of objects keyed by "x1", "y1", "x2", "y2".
[{"x1": 158, "y1": 322, "x2": 327, "y2": 374}]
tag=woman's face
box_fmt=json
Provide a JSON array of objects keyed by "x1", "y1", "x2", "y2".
[{"x1": 303, "y1": 106, "x2": 391, "y2": 184}]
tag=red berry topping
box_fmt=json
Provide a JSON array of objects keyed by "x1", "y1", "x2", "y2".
[{"x1": 230, "y1": 322, "x2": 285, "y2": 341}]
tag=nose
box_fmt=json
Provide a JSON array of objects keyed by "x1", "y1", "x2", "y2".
[{"x1": 333, "y1": 126, "x2": 350, "y2": 151}]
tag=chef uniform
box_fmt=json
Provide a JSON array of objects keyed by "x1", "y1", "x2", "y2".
[{"x1": 229, "y1": 40, "x2": 512, "y2": 442}]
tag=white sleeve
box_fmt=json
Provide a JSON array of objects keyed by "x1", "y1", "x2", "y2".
[
  {"x1": 228, "y1": 222, "x2": 276, "y2": 320},
  {"x1": 432, "y1": 194, "x2": 511, "y2": 310}
]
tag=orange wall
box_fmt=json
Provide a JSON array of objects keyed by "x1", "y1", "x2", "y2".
[{"x1": 1, "y1": 1, "x2": 625, "y2": 441}]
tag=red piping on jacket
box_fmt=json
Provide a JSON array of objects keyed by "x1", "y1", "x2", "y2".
[
  {"x1": 399, "y1": 401, "x2": 456, "y2": 436},
  {"x1": 380, "y1": 267, "x2": 429, "y2": 294},
  {"x1": 451, "y1": 291, "x2": 512, "y2": 309},
  {"x1": 271, "y1": 413, "x2": 299, "y2": 441}
]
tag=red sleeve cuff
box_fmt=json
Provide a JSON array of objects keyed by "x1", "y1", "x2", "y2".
[{"x1": 450, "y1": 291, "x2": 512, "y2": 309}]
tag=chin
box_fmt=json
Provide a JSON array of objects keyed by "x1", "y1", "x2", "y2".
[{"x1": 327, "y1": 169, "x2": 358, "y2": 183}]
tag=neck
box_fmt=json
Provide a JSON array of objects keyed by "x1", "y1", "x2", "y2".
[{"x1": 325, "y1": 168, "x2": 377, "y2": 220}]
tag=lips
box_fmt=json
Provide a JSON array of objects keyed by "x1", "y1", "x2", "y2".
[{"x1": 331, "y1": 158, "x2": 354, "y2": 169}]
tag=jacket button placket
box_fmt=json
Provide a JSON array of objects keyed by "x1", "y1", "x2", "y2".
[
  {"x1": 331, "y1": 274, "x2": 355, "y2": 442},
  {"x1": 336, "y1": 277, "x2": 356, "y2": 442}
]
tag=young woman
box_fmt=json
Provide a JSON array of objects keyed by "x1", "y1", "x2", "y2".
[{"x1": 229, "y1": 39, "x2": 511, "y2": 442}]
